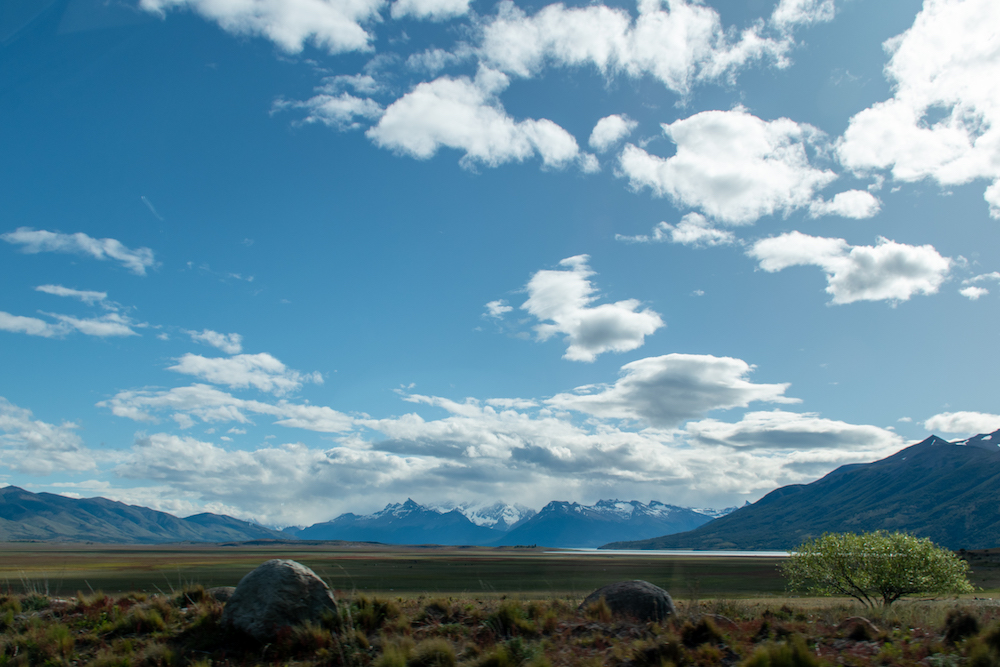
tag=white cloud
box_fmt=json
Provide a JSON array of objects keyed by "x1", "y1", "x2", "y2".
[
  {"x1": 0, "y1": 312, "x2": 62, "y2": 338},
  {"x1": 684, "y1": 409, "x2": 902, "y2": 451},
  {"x1": 280, "y1": 93, "x2": 383, "y2": 131},
  {"x1": 770, "y1": 0, "x2": 835, "y2": 32},
  {"x1": 618, "y1": 109, "x2": 875, "y2": 224},
  {"x1": 391, "y1": 0, "x2": 470, "y2": 21},
  {"x1": 484, "y1": 300, "x2": 512, "y2": 318},
  {"x1": 98, "y1": 383, "x2": 353, "y2": 432},
  {"x1": 960, "y1": 272, "x2": 1000, "y2": 300},
  {"x1": 186, "y1": 329, "x2": 244, "y2": 354},
  {"x1": 93, "y1": 370, "x2": 904, "y2": 524},
  {"x1": 139, "y1": 0, "x2": 385, "y2": 55},
  {"x1": 47, "y1": 312, "x2": 140, "y2": 337},
  {"x1": 367, "y1": 68, "x2": 595, "y2": 171},
  {"x1": 167, "y1": 353, "x2": 322, "y2": 395},
  {"x1": 35, "y1": 285, "x2": 108, "y2": 306},
  {"x1": 0, "y1": 311, "x2": 141, "y2": 338},
  {"x1": 406, "y1": 47, "x2": 470, "y2": 74},
  {"x1": 519, "y1": 255, "x2": 664, "y2": 361},
  {"x1": 479, "y1": 0, "x2": 792, "y2": 97},
  {"x1": 0, "y1": 397, "x2": 97, "y2": 475},
  {"x1": 924, "y1": 411, "x2": 1000, "y2": 436},
  {"x1": 1, "y1": 228, "x2": 156, "y2": 275},
  {"x1": 960, "y1": 286, "x2": 988, "y2": 300},
  {"x1": 837, "y1": 0, "x2": 1000, "y2": 218},
  {"x1": 616, "y1": 213, "x2": 736, "y2": 246},
  {"x1": 749, "y1": 231, "x2": 952, "y2": 304},
  {"x1": 547, "y1": 353, "x2": 798, "y2": 427},
  {"x1": 589, "y1": 114, "x2": 637, "y2": 153},
  {"x1": 808, "y1": 190, "x2": 881, "y2": 219}
]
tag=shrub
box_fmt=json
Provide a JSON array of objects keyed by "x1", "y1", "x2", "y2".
[
  {"x1": 486, "y1": 601, "x2": 536, "y2": 638},
  {"x1": 408, "y1": 638, "x2": 457, "y2": 667},
  {"x1": 781, "y1": 531, "x2": 974, "y2": 607},
  {"x1": 741, "y1": 636, "x2": 821, "y2": 667},
  {"x1": 582, "y1": 597, "x2": 612, "y2": 624},
  {"x1": 945, "y1": 609, "x2": 980, "y2": 644},
  {"x1": 681, "y1": 617, "x2": 724, "y2": 648},
  {"x1": 354, "y1": 595, "x2": 401, "y2": 634}
]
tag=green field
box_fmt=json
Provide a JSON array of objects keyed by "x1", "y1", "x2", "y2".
[
  {"x1": 4, "y1": 542, "x2": 998, "y2": 600},
  {"x1": 0, "y1": 542, "x2": 790, "y2": 599}
]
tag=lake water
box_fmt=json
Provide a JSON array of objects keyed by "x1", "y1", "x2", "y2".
[{"x1": 545, "y1": 549, "x2": 790, "y2": 557}]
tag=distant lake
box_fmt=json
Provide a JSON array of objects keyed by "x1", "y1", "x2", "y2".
[{"x1": 547, "y1": 549, "x2": 790, "y2": 557}]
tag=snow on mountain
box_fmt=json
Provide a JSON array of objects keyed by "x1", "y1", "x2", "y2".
[{"x1": 431, "y1": 501, "x2": 536, "y2": 530}]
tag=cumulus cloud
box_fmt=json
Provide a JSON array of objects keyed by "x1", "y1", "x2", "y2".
[
  {"x1": 837, "y1": 0, "x2": 1000, "y2": 218},
  {"x1": 96, "y1": 378, "x2": 904, "y2": 524},
  {"x1": 924, "y1": 411, "x2": 1000, "y2": 436},
  {"x1": 618, "y1": 109, "x2": 875, "y2": 224},
  {"x1": 519, "y1": 255, "x2": 664, "y2": 361},
  {"x1": 35, "y1": 285, "x2": 108, "y2": 306},
  {"x1": 114, "y1": 432, "x2": 437, "y2": 524},
  {"x1": 808, "y1": 190, "x2": 881, "y2": 219},
  {"x1": 749, "y1": 231, "x2": 952, "y2": 304},
  {"x1": 960, "y1": 286, "x2": 988, "y2": 300},
  {"x1": 139, "y1": 0, "x2": 385, "y2": 54},
  {"x1": 615, "y1": 213, "x2": 736, "y2": 246},
  {"x1": 547, "y1": 353, "x2": 797, "y2": 427},
  {"x1": 770, "y1": 0, "x2": 835, "y2": 32},
  {"x1": 483, "y1": 300, "x2": 512, "y2": 318},
  {"x1": 960, "y1": 272, "x2": 1000, "y2": 299},
  {"x1": 1, "y1": 228, "x2": 156, "y2": 275},
  {"x1": 0, "y1": 397, "x2": 97, "y2": 475},
  {"x1": 185, "y1": 329, "x2": 244, "y2": 354},
  {"x1": 589, "y1": 114, "x2": 637, "y2": 153},
  {"x1": 167, "y1": 353, "x2": 322, "y2": 395},
  {"x1": 391, "y1": 0, "x2": 470, "y2": 21},
  {"x1": 367, "y1": 68, "x2": 596, "y2": 171},
  {"x1": 479, "y1": 0, "x2": 792, "y2": 96},
  {"x1": 98, "y1": 383, "x2": 353, "y2": 432}
]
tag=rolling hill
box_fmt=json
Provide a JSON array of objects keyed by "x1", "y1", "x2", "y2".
[
  {"x1": 0, "y1": 486, "x2": 286, "y2": 543},
  {"x1": 603, "y1": 430, "x2": 1000, "y2": 551}
]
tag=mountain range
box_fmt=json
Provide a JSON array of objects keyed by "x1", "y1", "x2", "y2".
[
  {"x1": 284, "y1": 498, "x2": 727, "y2": 547},
  {"x1": 0, "y1": 485, "x2": 286, "y2": 543},
  {"x1": 604, "y1": 430, "x2": 1000, "y2": 551}
]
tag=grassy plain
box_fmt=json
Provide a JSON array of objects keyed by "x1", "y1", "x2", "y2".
[
  {"x1": 0, "y1": 542, "x2": 788, "y2": 599},
  {"x1": 3, "y1": 543, "x2": 1000, "y2": 666}
]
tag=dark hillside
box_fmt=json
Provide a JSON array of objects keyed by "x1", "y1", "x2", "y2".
[{"x1": 604, "y1": 431, "x2": 1000, "y2": 551}]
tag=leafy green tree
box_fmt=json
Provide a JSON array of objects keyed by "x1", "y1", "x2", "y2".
[{"x1": 781, "y1": 531, "x2": 974, "y2": 607}]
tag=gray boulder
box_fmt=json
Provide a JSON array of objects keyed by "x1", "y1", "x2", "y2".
[
  {"x1": 580, "y1": 580, "x2": 675, "y2": 622},
  {"x1": 221, "y1": 559, "x2": 337, "y2": 640}
]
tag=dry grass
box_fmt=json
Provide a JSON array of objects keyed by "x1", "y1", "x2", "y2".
[{"x1": 0, "y1": 586, "x2": 998, "y2": 666}]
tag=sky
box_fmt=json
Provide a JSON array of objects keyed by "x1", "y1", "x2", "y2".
[{"x1": 1, "y1": 0, "x2": 998, "y2": 528}]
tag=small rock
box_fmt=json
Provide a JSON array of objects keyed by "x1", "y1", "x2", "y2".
[
  {"x1": 580, "y1": 580, "x2": 676, "y2": 622},
  {"x1": 221, "y1": 559, "x2": 337, "y2": 640}
]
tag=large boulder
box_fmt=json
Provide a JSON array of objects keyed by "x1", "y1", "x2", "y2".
[
  {"x1": 580, "y1": 580, "x2": 676, "y2": 622},
  {"x1": 221, "y1": 559, "x2": 338, "y2": 640}
]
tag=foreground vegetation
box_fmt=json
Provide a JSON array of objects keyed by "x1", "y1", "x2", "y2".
[{"x1": 4, "y1": 585, "x2": 1000, "y2": 666}]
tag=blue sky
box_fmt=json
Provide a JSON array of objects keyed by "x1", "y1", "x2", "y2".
[{"x1": 1, "y1": 0, "x2": 998, "y2": 527}]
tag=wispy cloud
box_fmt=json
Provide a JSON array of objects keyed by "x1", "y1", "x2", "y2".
[
  {"x1": 2, "y1": 228, "x2": 156, "y2": 275},
  {"x1": 185, "y1": 329, "x2": 244, "y2": 354},
  {"x1": 35, "y1": 285, "x2": 110, "y2": 307}
]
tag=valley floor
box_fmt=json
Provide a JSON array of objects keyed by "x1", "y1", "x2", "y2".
[{"x1": 2, "y1": 543, "x2": 1000, "y2": 665}]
